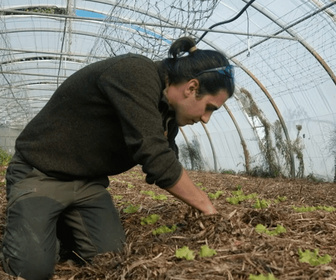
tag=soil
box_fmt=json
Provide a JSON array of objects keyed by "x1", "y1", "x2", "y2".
[{"x1": 0, "y1": 165, "x2": 336, "y2": 280}]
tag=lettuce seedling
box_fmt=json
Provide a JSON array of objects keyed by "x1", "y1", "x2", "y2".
[
  {"x1": 199, "y1": 245, "x2": 217, "y2": 258},
  {"x1": 123, "y1": 204, "x2": 140, "y2": 213},
  {"x1": 175, "y1": 246, "x2": 195, "y2": 260},
  {"x1": 318, "y1": 206, "x2": 336, "y2": 212},
  {"x1": 298, "y1": 248, "x2": 331, "y2": 266},
  {"x1": 152, "y1": 224, "x2": 177, "y2": 235},
  {"x1": 140, "y1": 214, "x2": 160, "y2": 225},
  {"x1": 293, "y1": 205, "x2": 336, "y2": 213},
  {"x1": 208, "y1": 190, "x2": 224, "y2": 200},
  {"x1": 152, "y1": 194, "x2": 168, "y2": 200},
  {"x1": 141, "y1": 190, "x2": 167, "y2": 200},
  {"x1": 255, "y1": 224, "x2": 286, "y2": 236},
  {"x1": 275, "y1": 196, "x2": 287, "y2": 202},
  {"x1": 141, "y1": 190, "x2": 155, "y2": 196},
  {"x1": 254, "y1": 198, "x2": 271, "y2": 209},
  {"x1": 226, "y1": 189, "x2": 257, "y2": 205}
]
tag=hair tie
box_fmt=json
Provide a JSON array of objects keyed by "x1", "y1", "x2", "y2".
[{"x1": 188, "y1": 46, "x2": 197, "y2": 53}]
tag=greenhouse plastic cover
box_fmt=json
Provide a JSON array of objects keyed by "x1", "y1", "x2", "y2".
[{"x1": 0, "y1": 0, "x2": 335, "y2": 181}]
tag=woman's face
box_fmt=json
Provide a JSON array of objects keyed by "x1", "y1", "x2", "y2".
[{"x1": 166, "y1": 80, "x2": 229, "y2": 126}]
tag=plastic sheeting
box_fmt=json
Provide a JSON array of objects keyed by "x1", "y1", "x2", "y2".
[{"x1": 1, "y1": 0, "x2": 335, "y2": 181}]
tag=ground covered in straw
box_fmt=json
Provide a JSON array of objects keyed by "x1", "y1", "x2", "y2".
[{"x1": 0, "y1": 166, "x2": 336, "y2": 279}]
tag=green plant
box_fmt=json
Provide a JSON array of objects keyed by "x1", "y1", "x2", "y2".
[
  {"x1": 226, "y1": 189, "x2": 257, "y2": 205},
  {"x1": 175, "y1": 246, "x2": 195, "y2": 260},
  {"x1": 293, "y1": 205, "x2": 336, "y2": 213},
  {"x1": 153, "y1": 194, "x2": 168, "y2": 200},
  {"x1": 113, "y1": 195, "x2": 124, "y2": 200},
  {"x1": 253, "y1": 198, "x2": 271, "y2": 209},
  {"x1": 298, "y1": 249, "x2": 331, "y2": 266},
  {"x1": 152, "y1": 225, "x2": 177, "y2": 235},
  {"x1": 275, "y1": 196, "x2": 287, "y2": 202},
  {"x1": 140, "y1": 214, "x2": 160, "y2": 225},
  {"x1": 141, "y1": 190, "x2": 155, "y2": 196},
  {"x1": 208, "y1": 190, "x2": 224, "y2": 200},
  {"x1": 123, "y1": 204, "x2": 140, "y2": 213},
  {"x1": 0, "y1": 148, "x2": 11, "y2": 166},
  {"x1": 220, "y1": 169, "x2": 236, "y2": 175},
  {"x1": 255, "y1": 224, "x2": 286, "y2": 236},
  {"x1": 141, "y1": 190, "x2": 167, "y2": 200},
  {"x1": 199, "y1": 245, "x2": 217, "y2": 258}
]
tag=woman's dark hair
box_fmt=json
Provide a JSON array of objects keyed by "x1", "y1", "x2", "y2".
[{"x1": 162, "y1": 37, "x2": 235, "y2": 97}]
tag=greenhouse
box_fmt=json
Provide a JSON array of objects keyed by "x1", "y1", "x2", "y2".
[
  {"x1": 0, "y1": 1, "x2": 336, "y2": 279},
  {"x1": 1, "y1": 0, "x2": 336, "y2": 181}
]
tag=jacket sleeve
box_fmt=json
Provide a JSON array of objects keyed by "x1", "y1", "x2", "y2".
[{"x1": 97, "y1": 55, "x2": 183, "y2": 188}]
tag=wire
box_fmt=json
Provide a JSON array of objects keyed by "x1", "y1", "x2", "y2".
[{"x1": 196, "y1": 0, "x2": 256, "y2": 44}]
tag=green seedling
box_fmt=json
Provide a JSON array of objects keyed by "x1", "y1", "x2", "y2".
[
  {"x1": 141, "y1": 190, "x2": 167, "y2": 200},
  {"x1": 255, "y1": 224, "x2": 286, "y2": 236},
  {"x1": 127, "y1": 183, "x2": 135, "y2": 188},
  {"x1": 298, "y1": 248, "x2": 331, "y2": 266},
  {"x1": 152, "y1": 224, "x2": 177, "y2": 235},
  {"x1": 195, "y1": 182, "x2": 203, "y2": 187},
  {"x1": 272, "y1": 196, "x2": 287, "y2": 204},
  {"x1": 226, "y1": 189, "x2": 257, "y2": 205},
  {"x1": 113, "y1": 195, "x2": 124, "y2": 200},
  {"x1": 141, "y1": 190, "x2": 155, "y2": 196},
  {"x1": 293, "y1": 205, "x2": 336, "y2": 213},
  {"x1": 319, "y1": 206, "x2": 336, "y2": 212},
  {"x1": 130, "y1": 171, "x2": 144, "y2": 179},
  {"x1": 208, "y1": 190, "x2": 224, "y2": 200},
  {"x1": 153, "y1": 194, "x2": 168, "y2": 200},
  {"x1": 140, "y1": 214, "x2": 160, "y2": 225},
  {"x1": 175, "y1": 246, "x2": 195, "y2": 260},
  {"x1": 275, "y1": 196, "x2": 287, "y2": 202},
  {"x1": 123, "y1": 204, "x2": 140, "y2": 213},
  {"x1": 254, "y1": 198, "x2": 271, "y2": 209},
  {"x1": 249, "y1": 273, "x2": 278, "y2": 280},
  {"x1": 199, "y1": 245, "x2": 217, "y2": 258}
]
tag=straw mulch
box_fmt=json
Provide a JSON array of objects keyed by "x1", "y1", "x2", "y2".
[{"x1": 0, "y1": 165, "x2": 336, "y2": 280}]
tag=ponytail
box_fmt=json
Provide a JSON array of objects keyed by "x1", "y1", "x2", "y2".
[
  {"x1": 162, "y1": 37, "x2": 235, "y2": 97},
  {"x1": 168, "y1": 37, "x2": 197, "y2": 58}
]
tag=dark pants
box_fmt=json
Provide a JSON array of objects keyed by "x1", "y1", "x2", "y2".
[{"x1": 2, "y1": 153, "x2": 125, "y2": 280}]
